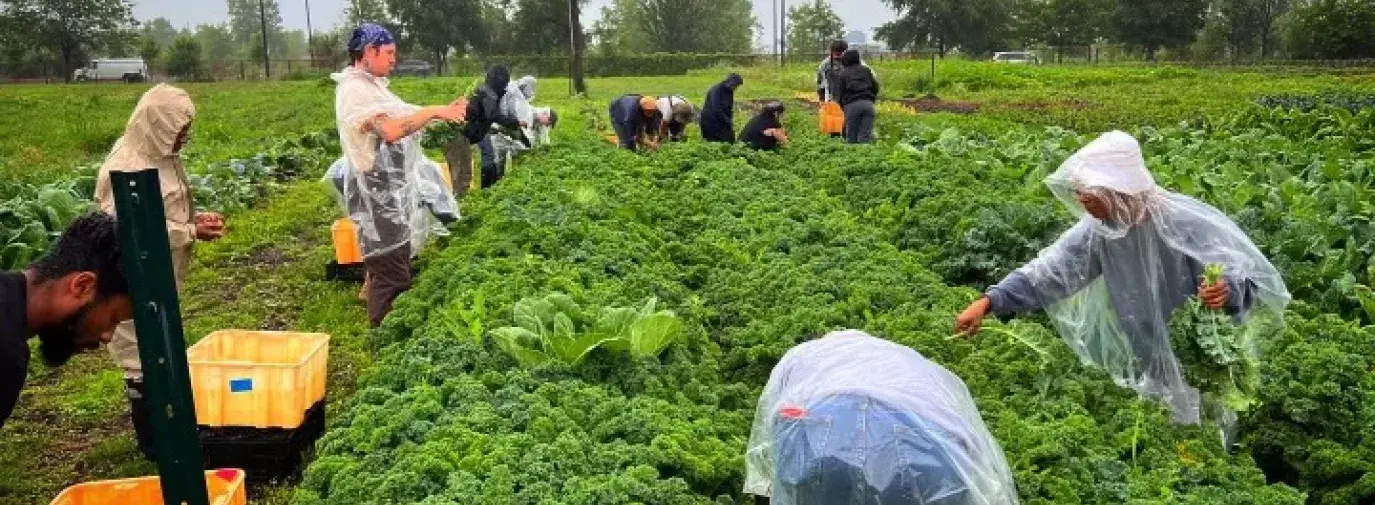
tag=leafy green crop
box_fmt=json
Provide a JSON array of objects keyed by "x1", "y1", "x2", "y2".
[
  {"x1": 1169, "y1": 265, "x2": 1261, "y2": 414},
  {"x1": 488, "y1": 293, "x2": 685, "y2": 368}
]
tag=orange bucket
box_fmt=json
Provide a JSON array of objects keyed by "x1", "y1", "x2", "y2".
[
  {"x1": 330, "y1": 218, "x2": 363, "y2": 265},
  {"x1": 50, "y1": 469, "x2": 247, "y2": 505},
  {"x1": 819, "y1": 102, "x2": 844, "y2": 135}
]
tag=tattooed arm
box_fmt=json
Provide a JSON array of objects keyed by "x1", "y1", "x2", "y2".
[{"x1": 363, "y1": 100, "x2": 468, "y2": 143}]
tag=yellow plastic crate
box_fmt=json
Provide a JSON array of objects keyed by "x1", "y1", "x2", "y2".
[
  {"x1": 188, "y1": 330, "x2": 330, "y2": 429},
  {"x1": 50, "y1": 469, "x2": 246, "y2": 505}
]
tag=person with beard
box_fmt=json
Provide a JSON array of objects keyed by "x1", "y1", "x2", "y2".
[
  {"x1": 1, "y1": 212, "x2": 133, "y2": 428},
  {"x1": 700, "y1": 73, "x2": 744, "y2": 143},
  {"x1": 94, "y1": 83, "x2": 226, "y2": 459}
]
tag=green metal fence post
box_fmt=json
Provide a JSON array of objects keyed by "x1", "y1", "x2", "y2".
[{"x1": 111, "y1": 169, "x2": 210, "y2": 505}]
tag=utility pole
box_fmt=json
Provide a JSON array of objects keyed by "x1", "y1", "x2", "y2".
[
  {"x1": 305, "y1": 0, "x2": 314, "y2": 71},
  {"x1": 773, "y1": 0, "x2": 779, "y2": 63},
  {"x1": 784, "y1": 0, "x2": 793, "y2": 62},
  {"x1": 568, "y1": 0, "x2": 586, "y2": 94},
  {"x1": 259, "y1": 0, "x2": 271, "y2": 78}
]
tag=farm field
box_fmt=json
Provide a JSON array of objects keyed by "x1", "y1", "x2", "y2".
[{"x1": 0, "y1": 62, "x2": 1373, "y2": 505}]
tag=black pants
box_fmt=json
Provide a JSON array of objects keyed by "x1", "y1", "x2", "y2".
[
  {"x1": 700, "y1": 120, "x2": 734, "y2": 143},
  {"x1": 843, "y1": 100, "x2": 876, "y2": 144},
  {"x1": 126, "y1": 379, "x2": 156, "y2": 461}
]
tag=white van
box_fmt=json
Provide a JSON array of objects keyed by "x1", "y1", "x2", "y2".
[{"x1": 74, "y1": 58, "x2": 148, "y2": 83}]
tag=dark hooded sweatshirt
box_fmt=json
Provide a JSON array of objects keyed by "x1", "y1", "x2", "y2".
[
  {"x1": 834, "y1": 50, "x2": 879, "y2": 106},
  {"x1": 739, "y1": 105, "x2": 784, "y2": 151},
  {"x1": 700, "y1": 73, "x2": 743, "y2": 143},
  {"x1": 609, "y1": 95, "x2": 656, "y2": 144},
  {"x1": 463, "y1": 66, "x2": 520, "y2": 143}
]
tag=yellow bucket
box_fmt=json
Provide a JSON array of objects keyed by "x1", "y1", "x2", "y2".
[
  {"x1": 50, "y1": 469, "x2": 247, "y2": 505},
  {"x1": 188, "y1": 330, "x2": 331, "y2": 429}
]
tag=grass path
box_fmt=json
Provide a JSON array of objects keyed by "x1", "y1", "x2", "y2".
[{"x1": 0, "y1": 182, "x2": 369, "y2": 505}]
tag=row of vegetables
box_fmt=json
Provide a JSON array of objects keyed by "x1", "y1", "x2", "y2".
[
  {"x1": 0, "y1": 130, "x2": 339, "y2": 270},
  {"x1": 293, "y1": 99, "x2": 1375, "y2": 504}
]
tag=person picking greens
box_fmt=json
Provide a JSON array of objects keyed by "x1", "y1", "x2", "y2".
[{"x1": 954, "y1": 130, "x2": 1290, "y2": 425}]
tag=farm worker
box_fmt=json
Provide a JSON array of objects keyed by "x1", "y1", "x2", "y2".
[
  {"x1": 816, "y1": 39, "x2": 848, "y2": 103},
  {"x1": 94, "y1": 83, "x2": 224, "y2": 460},
  {"x1": 834, "y1": 49, "x2": 880, "y2": 144},
  {"x1": 739, "y1": 101, "x2": 788, "y2": 151},
  {"x1": 609, "y1": 94, "x2": 662, "y2": 152},
  {"x1": 0, "y1": 213, "x2": 132, "y2": 428},
  {"x1": 332, "y1": 22, "x2": 465, "y2": 328},
  {"x1": 700, "y1": 73, "x2": 744, "y2": 143},
  {"x1": 745, "y1": 330, "x2": 1020, "y2": 505},
  {"x1": 655, "y1": 95, "x2": 696, "y2": 142},
  {"x1": 461, "y1": 65, "x2": 522, "y2": 190},
  {"x1": 954, "y1": 131, "x2": 1290, "y2": 424},
  {"x1": 484, "y1": 74, "x2": 555, "y2": 187}
]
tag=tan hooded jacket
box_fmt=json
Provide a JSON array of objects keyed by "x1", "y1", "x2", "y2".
[{"x1": 94, "y1": 84, "x2": 197, "y2": 378}]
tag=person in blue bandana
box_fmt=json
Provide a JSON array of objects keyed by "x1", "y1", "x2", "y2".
[{"x1": 331, "y1": 22, "x2": 464, "y2": 327}]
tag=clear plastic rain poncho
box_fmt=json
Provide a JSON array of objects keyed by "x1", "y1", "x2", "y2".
[
  {"x1": 745, "y1": 330, "x2": 1019, "y2": 505},
  {"x1": 985, "y1": 131, "x2": 1290, "y2": 426},
  {"x1": 489, "y1": 76, "x2": 550, "y2": 168},
  {"x1": 330, "y1": 66, "x2": 457, "y2": 258}
]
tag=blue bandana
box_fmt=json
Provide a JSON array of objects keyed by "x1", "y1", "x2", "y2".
[{"x1": 348, "y1": 23, "x2": 395, "y2": 52}]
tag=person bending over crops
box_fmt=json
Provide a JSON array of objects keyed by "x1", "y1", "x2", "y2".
[
  {"x1": 94, "y1": 83, "x2": 225, "y2": 460},
  {"x1": 745, "y1": 330, "x2": 1020, "y2": 505},
  {"x1": 609, "y1": 94, "x2": 662, "y2": 152},
  {"x1": 1, "y1": 213, "x2": 132, "y2": 429},
  {"x1": 834, "y1": 49, "x2": 879, "y2": 144},
  {"x1": 739, "y1": 102, "x2": 788, "y2": 151},
  {"x1": 332, "y1": 23, "x2": 465, "y2": 328},
  {"x1": 655, "y1": 95, "x2": 696, "y2": 142},
  {"x1": 700, "y1": 73, "x2": 744, "y2": 143},
  {"x1": 816, "y1": 39, "x2": 848, "y2": 103},
  {"x1": 954, "y1": 131, "x2": 1290, "y2": 425},
  {"x1": 478, "y1": 74, "x2": 552, "y2": 187}
]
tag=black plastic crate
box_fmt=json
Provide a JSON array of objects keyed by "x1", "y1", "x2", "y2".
[
  {"x1": 324, "y1": 260, "x2": 365, "y2": 282},
  {"x1": 199, "y1": 400, "x2": 326, "y2": 484}
]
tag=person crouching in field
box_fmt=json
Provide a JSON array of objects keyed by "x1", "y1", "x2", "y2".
[
  {"x1": 739, "y1": 102, "x2": 789, "y2": 151},
  {"x1": 744, "y1": 330, "x2": 1020, "y2": 505},
  {"x1": 95, "y1": 83, "x2": 225, "y2": 460},
  {"x1": 332, "y1": 23, "x2": 465, "y2": 328},
  {"x1": 609, "y1": 94, "x2": 663, "y2": 152},
  {"x1": 656, "y1": 95, "x2": 696, "y2": 142}
]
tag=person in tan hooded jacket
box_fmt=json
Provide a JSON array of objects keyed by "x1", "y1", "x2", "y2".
[{"x1": 93, "y1": 83, "x2": 224, "y2": 460}]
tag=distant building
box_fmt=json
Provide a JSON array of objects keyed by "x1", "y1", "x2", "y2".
[{"x1": 845, "y1": 31, "x2": 868, "y2": 45}]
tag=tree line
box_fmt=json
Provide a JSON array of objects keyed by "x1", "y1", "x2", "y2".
[
  {"x1": 2, "y1": 0, "x2": 1371, "y2": 82},
  {"x1": 875, "y1": 0, "x2": 1375, "y2": 61}
]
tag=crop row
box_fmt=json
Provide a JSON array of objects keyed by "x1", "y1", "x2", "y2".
[{"x1": 292, "y1": 103, "x2": 1375, "y2": 504}]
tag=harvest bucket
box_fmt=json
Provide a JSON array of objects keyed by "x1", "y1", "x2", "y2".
[
  {"x1": 49, "y1": 469, "x2": 246, "y2": 505},
  {"x1": 188, "y1": 330, "x2": 331, "y2": 429},
  {"x1": 819, "y1": 102, "x2": 844, "y2": 135},
  {"x1": 330, "y1": 218, "x2": 363, "y2": 265}
]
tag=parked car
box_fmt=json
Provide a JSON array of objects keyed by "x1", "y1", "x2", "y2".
[
  {"x1": 394, "y1": 60, "x2": 434, "y2": 77},
  {"x1": 992, "y1": 52, "x2": 1039, "y2": 64},
  {"x1": 74, "y1": 58, "x2": 148, "y2": 82}
]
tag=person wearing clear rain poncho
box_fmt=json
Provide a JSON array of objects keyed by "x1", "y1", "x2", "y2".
[
  {"x1": 331, "y1": 23, "x2": 465, "y2": 327},
  {"x1": 955, "y1": 131, "x2": 1290, "y2": 426},
  {"x1": 745, "y1": 330, "x2": 1019, "y2": 505},
  {"x1": 484, "y1": 75, "x2": 556, "y2": 186}
]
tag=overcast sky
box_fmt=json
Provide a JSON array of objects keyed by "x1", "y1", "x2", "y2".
[{"x1": 131, "y1": 0, "x2": 897, "y2": 48}]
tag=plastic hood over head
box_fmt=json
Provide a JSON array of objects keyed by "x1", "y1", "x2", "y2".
[
  {"x1": 94, "y1": 83, "x2": 198, "y2": 248},
  {"x1": 1008, "y1": 130, "x2": 1290, "y2": 427},
  {"x1": 745, "y1": 330, "x2": 1019, "y2": 505},
  {"x1": 516, "y1": 75, "x2": 536, "y2": 100}
]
